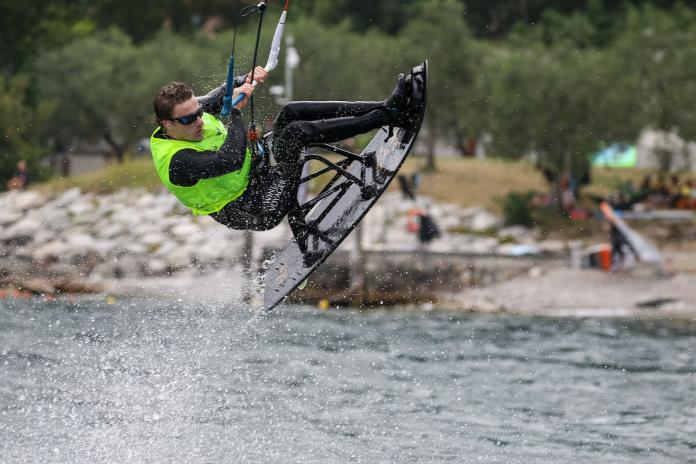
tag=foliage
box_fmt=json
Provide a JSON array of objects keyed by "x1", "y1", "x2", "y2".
[
  {"x1": 3, "y1": 0, "x2": 696, "y2": 190},
  {"x1": 482, "y1": 42, "x2": 617, "y2": 183},
  {"x1": 500, "y1": 190, "x2": 536, "y2": 227},
  {"x1": 35, "y1": 29, "x2": 232, "y2": 162},
  {"x1": 32, "y1": 157, "x2": 160, "y2": 195},
  {"x1": 399, "y1": 0, "x2": 475, "y2": 169},
  {"x1": 0, "y1": 0, "x2": 94, "y2": 74},
  {"x1": 0, "y1": 74, "x2": 45, "y2": 189},
  {"x1": 608, "y1": 4, "x2": 696, "y2": 142},
  {"x1": 465, "y1": 0, "x2": 695, "y2": 39},
  {"x1": 293, "y1": 0, "x2": 421, "y2": 35}
]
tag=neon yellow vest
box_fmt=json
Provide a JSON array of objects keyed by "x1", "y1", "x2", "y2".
[{"x1": 150, "y1": 112, "x2": 251, "y2": 215}]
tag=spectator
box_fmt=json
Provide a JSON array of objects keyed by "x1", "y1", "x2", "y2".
[
  {"x1": 559, "y1": 173, "x2": 576, "y2": 214},
  {"x1": 6, "y1": 160, "x2": 28, "y2": 190},
  {"x1": 609, "y1": 223, "x2": 638, "y2": 272}
]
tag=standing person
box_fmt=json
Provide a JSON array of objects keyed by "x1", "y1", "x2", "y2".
[
  {"x1": 150, "y1": 68, "x2": 416, "y2": 231},
  {"x1": 5, "y1": 160, "x2": 28, "y2": 190},
  {"x1": 609, "y1": 223, "x2": 638, "y2": 271}
]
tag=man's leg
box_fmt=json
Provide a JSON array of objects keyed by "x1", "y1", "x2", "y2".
[
  {"x1": 211, "y1": 164, "x2": 301, "y2": 231},
  {"x1": 273, "y1": 110, "x2": 392, "y2": 163},
  {"x1": 272, "y1": 74, "x2": 410, "y2": 145},
  {"x1": 274, "y1": 101, "x2": 382, "y2": 131}
]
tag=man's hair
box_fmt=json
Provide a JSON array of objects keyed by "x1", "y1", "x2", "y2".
[{"x1": 153, "y1": 81, "x2": 194, "y2": 126}]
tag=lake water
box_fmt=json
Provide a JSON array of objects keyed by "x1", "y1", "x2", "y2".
[{"x1": 1, "y1": 297, "x2": 695, "y2": 463}]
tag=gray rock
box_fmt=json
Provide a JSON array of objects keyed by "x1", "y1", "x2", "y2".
[
  {"x1": 0, "y1": 210, "x2": 23, "y2": 226},
  {"x1": 94, "y1": 255, "x2": 143, "y2": 279},
  {"x1": 67, "y1": 199, "x2": 95, "y2": 218},
  {"x1": 95, "y1": 222, "x2": 127, "y2": 240},
  {"x1": 166, "y1": 245, "x2": 195, "y2": 270},
  {"x1": 8, "y1": 190, "x2": 46, "y2": 211},
  {"x1": 152, "y1": 241, "x2": 180, "y2": 259},
  {"x1": 116, "y1": 241, "x2": 148, "y2": 256},
  {"x1": 2, "y1": 217, "x2": 41, "y2": 242},
  {"x1": 470, "y1": 211, "x2": 502, "y2": 232},
  {"x1": 143, "y1": 258, "x2": 169, "y2": 276},
  {"x1": 33, "y1": 240, "x2": 70, "y2": 261},
  {"x1": 140, "y1": 232, "x2": 167, "y2": 248},
  {"x1": 171, "y1": 222, "x2": 202, "y2": 240},
  {"x1": 54, "y1": 187, "x2": 83, "y2": 206}
]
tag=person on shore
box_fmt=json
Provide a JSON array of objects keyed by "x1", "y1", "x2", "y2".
[
  {"x1": 150, "y1": 69, "x2": 414, "y2": 231},
  {"x1": 609, "y1": 223, "x2": 638, "y2": 272},
  {"x1": 5, "y1": 160, "x2": 28, "y2": 191}
]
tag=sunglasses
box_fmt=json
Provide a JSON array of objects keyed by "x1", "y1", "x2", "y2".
[{"x1": 171, "y1": 107, "x2": 204, "y2": 125}]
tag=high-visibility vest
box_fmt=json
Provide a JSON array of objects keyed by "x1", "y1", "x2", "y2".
[{"x1": 150, "y1": 112, "x2": 251, "y2": 215}]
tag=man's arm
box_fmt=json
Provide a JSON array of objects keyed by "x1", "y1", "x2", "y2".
[
  {"x1": 197, "y1": 67, "x2": 269, "y2": 114},
  {"x1": 168, "y1": 109, "x2": 248, "y2": 187},
  {"x1": 197, "y1": 75, "x2": 246, "y2": 115}
]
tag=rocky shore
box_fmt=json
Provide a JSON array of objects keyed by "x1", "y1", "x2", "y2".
[
  {"x1": 1, "y1": 187, "x2": 694, "y2": 318},
  {"x1": 0, "y1": 188, "x2": 560, "y2": 292},
  {"x1": 0, "y1": 188, "x2": 247, "y2": 295}
]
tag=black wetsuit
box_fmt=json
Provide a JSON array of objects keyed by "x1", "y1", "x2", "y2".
[{"x1": 157, "y1": 82, "x2": 391, "y2": 231}]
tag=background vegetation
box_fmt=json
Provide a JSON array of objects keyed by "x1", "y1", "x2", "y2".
[{"x1": 2, "y1": 0, "x2": 696, "y2": 195}]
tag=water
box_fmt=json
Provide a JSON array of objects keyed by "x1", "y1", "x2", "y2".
[{"x1": 1, "y1": 297, "x2": 695, "y2": 463}]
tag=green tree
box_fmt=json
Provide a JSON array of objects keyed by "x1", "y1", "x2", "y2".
[
  {"x1": 0, "y1": 74, "x2": 44, "y2": 189},
  {"x1": 34, "y1": 27, "x2": 258, "y2": 163},
  {"x1": 400, "y1": 0, "x2": 475, "y2": 170},
  {"x1": 37, "y1": 29, "x2": 147, "y2": 162},
  {"x1": 608, "y1": 4, "x2": 696, "y2": 153},
  {"x1": 0, "y1": 0, "x2": 95, "y2": 74},
  {"x1": 293, "y1": 0, "x2": 420, "y2": 35},
  {"x1": 481, "y1": 41, "x2": 617, "y2": 201}
]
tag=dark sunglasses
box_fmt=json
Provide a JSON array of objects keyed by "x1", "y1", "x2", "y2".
[{"x1": 171, "y1": 107, "x2": 204, "y2": 125}]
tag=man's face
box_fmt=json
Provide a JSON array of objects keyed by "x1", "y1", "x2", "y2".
[{"x1": 163, "y1": 97, "x2": 204, "y2": 141}]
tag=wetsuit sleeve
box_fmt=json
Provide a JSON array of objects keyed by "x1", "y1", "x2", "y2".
[
  {"x1": 168, "y1": 109, "x2": 248, "y2": 187},
  {"x1": 196, "y1": 75, "x2": 249, "y2": 115}
]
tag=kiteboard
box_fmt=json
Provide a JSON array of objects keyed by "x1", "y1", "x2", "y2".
[{"x1": 262, "y1": 61, "x2": 428, "y2": 311}]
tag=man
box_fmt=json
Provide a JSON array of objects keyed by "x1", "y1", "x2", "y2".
[{"x1": 150, "y1": 67, "x2": 414, "y2": 232}]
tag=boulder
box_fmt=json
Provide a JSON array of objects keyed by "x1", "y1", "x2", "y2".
[
  {"x1": 171, "y1": 222, "x2": 202, "y2": 240},
  {"x1": 0, "y1": 210, "x2": 23, "y2": 226},
  {"x1": 469, "y1": 210, "x2": 502, "y2": 232},
  {"x1": 1, "y1": 217, "x2": 42, "y2": 243},
  {"x1": 9, "y1": 190, "x2": 46, "y2": 211},
  {"x1": 54, "y1": 187, "x2": 83, "y2": 206},
  {"x1": 93, "y1": 255, "x2": 142, "y2": 279},
  {"x1": 32, "y1": 240, "x2": 70, "y2": 261},
  {"x1": 95, "y1": 222, "x2": 127, "y2": 240},
  {"x1": 67, "y1": 199, "x2": 96, "y2": 220},
  {"x1": 166, "y1": 245, "x2": 195, "y2": 270},
  {"x1": 116, "y1": 241, "x2": 148, "y2": 256},
  {"x1": 143, "y1": 258, "x2": 169, "y2": 276},
  {"x1": 17, "y1": 278, "x2": 56, "y2": 294}
]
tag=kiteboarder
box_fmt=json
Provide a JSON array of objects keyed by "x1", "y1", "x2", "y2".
[{"x1": 150, "y1": 72, "x2": 415, "y2": 232}]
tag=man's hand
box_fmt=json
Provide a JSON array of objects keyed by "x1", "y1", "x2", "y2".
[
  {"x1": 233, "y1": 83, "x2": 255, "y2": 109},
  {"x1": 245, "y1": 66, "x2": 268, "y2": 84}
]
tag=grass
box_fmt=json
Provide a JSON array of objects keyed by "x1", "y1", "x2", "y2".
[
  {"x1": 397, "y1": 156, "x2": 547, "y2": 212},
  {"x1": 33, "y1": 157, "x2": 161, "y2": 195},
  {"x1": 586, "y1": 166, "x2": 674, "y2": 197},
  {"x1": 31, "y1": 152, "x2": 690, "y2": 215}
]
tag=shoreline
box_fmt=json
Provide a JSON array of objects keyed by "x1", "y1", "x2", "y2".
[
  {"x1": 2, "y1": 188, "x2": 695, "y2": 319},
  {"x1": 4, "y1": 263, "x2": 695, "y2": 321}
]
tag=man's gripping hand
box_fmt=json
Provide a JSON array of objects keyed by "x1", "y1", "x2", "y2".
[
  {"x1": 233, "y1": 83, "x2": 255, "y2": 109},
  {"x1": 245, "y1": 66, "x2": 268, "y2": 85}
]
